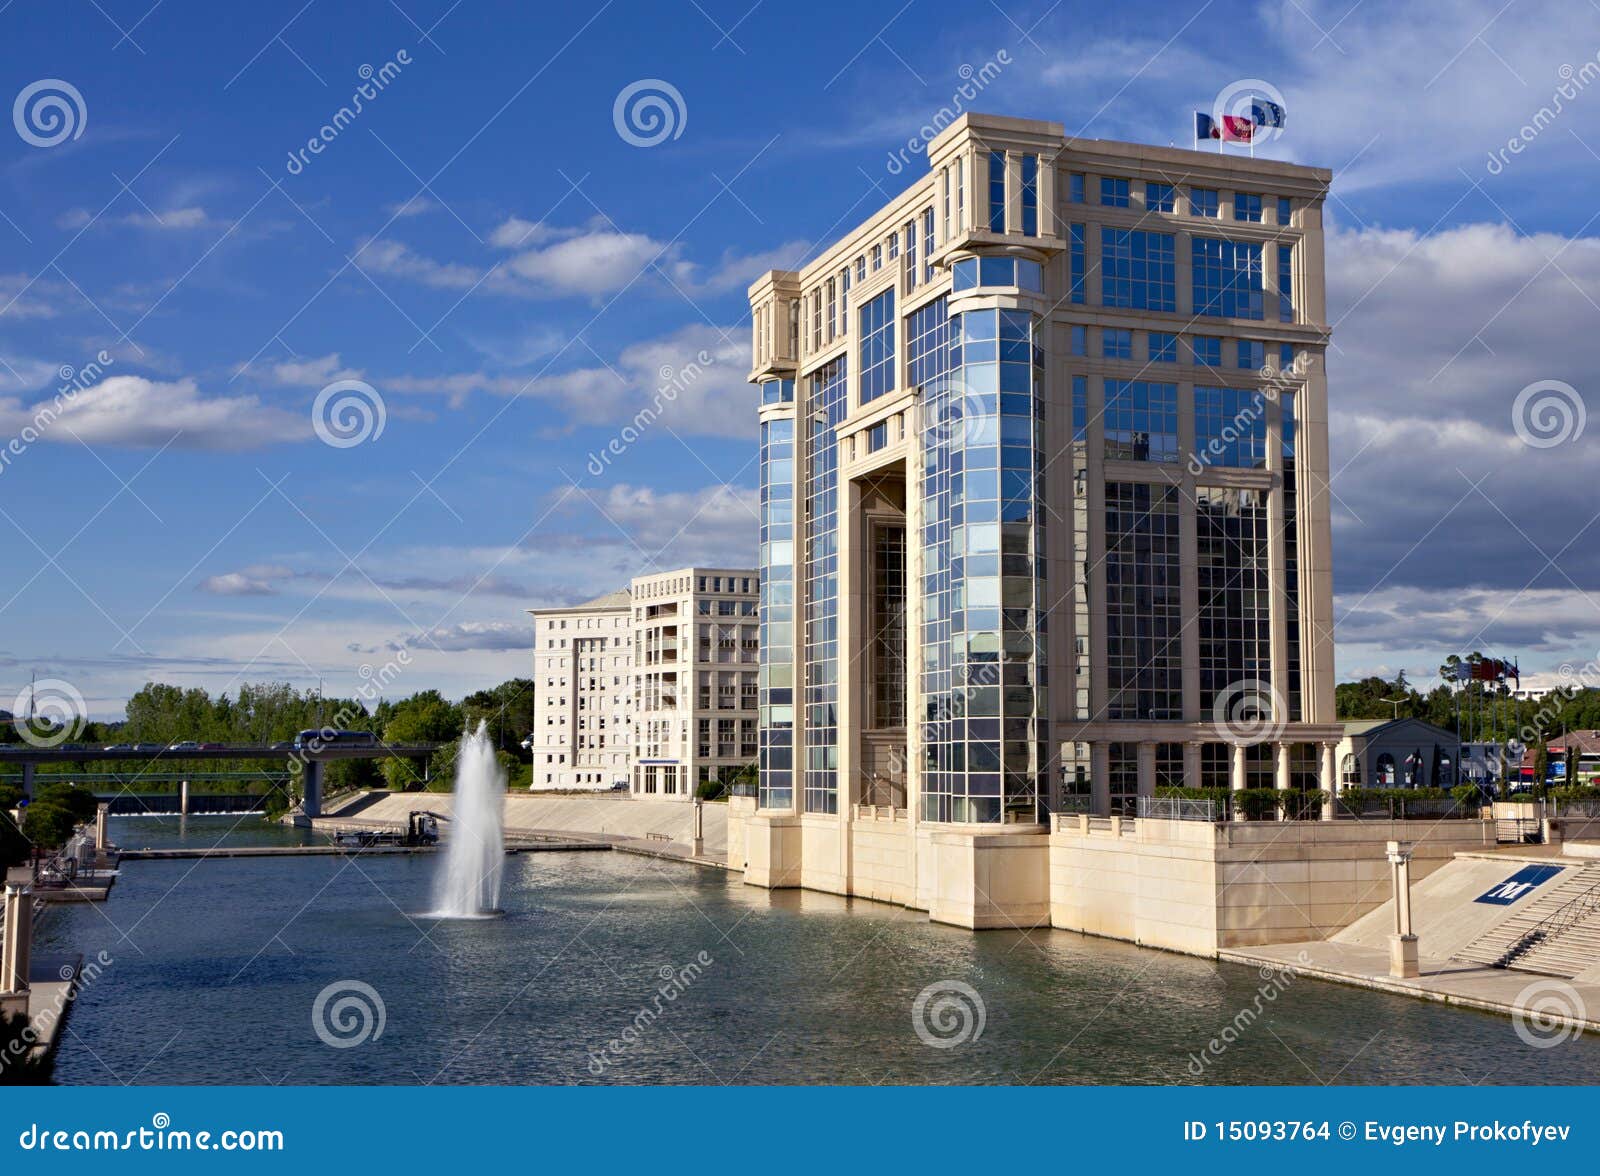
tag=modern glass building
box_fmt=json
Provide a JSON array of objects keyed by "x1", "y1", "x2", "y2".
[{"x1": 743, "y1": 114, "x2": 1340, "y2": 898}]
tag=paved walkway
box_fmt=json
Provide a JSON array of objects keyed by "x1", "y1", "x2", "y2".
[{"x1": 1219, "y1": 939, "x2": 1600, "y2": 1031}]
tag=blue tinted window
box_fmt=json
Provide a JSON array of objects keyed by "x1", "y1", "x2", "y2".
[
  {"x1": 907, "y1": 297, "x2": 950, "y2": 389},
  {"x1": 858, "y1": 289, "x2": 896, "y2": 403},
  {"x1": 1070, "y1": 325, "x2": 1086, "y2": 356},
  {"x1": 923, "y1": 208, "x2": 934, "y2": 282},
  {"x1": 1020, "y1": 155, "x2": 1038, "y2": 236},
  {"x1": 1193, "y1": 336, "x2": 1222, "y2": 366},
  {"x1": 1068, "y1": 224, "x2": 1085, "y2": 304},
  {"x1": 1280, "y1": 343, "x2": 1295, "y2": 370},
  {"x1": 761, "y1": 379, "x2": 795, "y2": 405},
  {"x1": 952, "y1": 257, "x2": 977, "y2": 291},
  {"x1": 979, "y1": 256, "x2": 1013, "y2": 286},
  {"x1": 1072, "y1": 375, "x2": 1087, "y2": 441},
  {"x1": 1278, "y1": 244, "x2": 1294, "y2": 322},
  {"x1": 1104, "y1": 380, "x2": 1178, "y2": 462},
  {"x1": 1100, "y1": 177, "x2": 1130, "y2": 207},
  {"x1": 1149, "y1": 332, "x2": 1177, "y2": 363},
  {"x1": 1277, "y1": 197, "x2": 1292, "y2": 225},
  {"x1": 1195, "y1": 386, "x2": 1268, "y2": 468},
  {"x1": 1068, "y1": 172, "x2": 1084, "y2": 203},
  {"x1": 867, "y1": 421, "x2": 888, "y2": 452},
  {"x1": 988, "y1": 151, "x2": 1006, "y2": 232},
  {"x1": 1015, "y1": 259, "x2": 1043, "y2": 292},
  {"x1": 1190, "y1": 187, "x2": 1219, "y2": 217},
  {"x1": 1238, "y1": 340, "x2": 1265, "y2": 370},
  {"x1": 1103, "y1": 328, "x2": 1133, "y2": 360},
  {"x1": 1146, "y1": 182, "x2": 1176, "y2": 212},
  {"x1": 1192, "y1": 238, "x2": 1264, "y2": 319},
  {"x1": 1101, "y1": 229, "x2": 1176, "y2": 311},
  {"x1": 1234, "y1": 192, "x2": 1263, "y2": 222}
]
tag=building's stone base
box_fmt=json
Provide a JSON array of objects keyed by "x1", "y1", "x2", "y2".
[{"x1": 727, "y1": 804, "x2": 1501, "y2": 952}]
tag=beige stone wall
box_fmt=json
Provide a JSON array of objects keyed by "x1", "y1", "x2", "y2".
[
  {"x1": 1049, "y1": 816, "x2": 1498, "y2": 953},
  {"x1": 850, "y1": 815, "x2": 915, "y2": 906},
  {"x1": 725, "y1": 795, "x2": 754, "y2": 872}
]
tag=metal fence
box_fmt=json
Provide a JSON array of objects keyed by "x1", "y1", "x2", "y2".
[{"x1": 1137, "y1": 795, "x2": 1221, "y2": 822}]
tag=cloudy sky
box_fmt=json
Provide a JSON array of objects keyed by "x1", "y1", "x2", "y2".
[{"x1": 0, "y1": 0, "x2": 1596, "y2": 718}]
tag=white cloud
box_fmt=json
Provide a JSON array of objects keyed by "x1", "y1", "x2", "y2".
[
  {"x1": 0, "y1": 376, "x2": 306, "y2": 450},
  {"x1": 553, "y1": 482, "x2": 757, "y2": 568},
  {"x1": 57, "y1": 206, "x2": 225, "y2": 231},
  {"x1": 269, "y1": 353, "x2": 363, "y2": 387}
]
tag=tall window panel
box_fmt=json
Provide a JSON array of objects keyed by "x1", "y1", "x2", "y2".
[
  {"x1": 1020, "y1": 154, "x2": 1038, "y2": 235},
  {"x1": 1100, "y1": 229, "x2": 1176, "y2": 311},
  {"x1": 1192, "y1": 238, "x2": 1265, "y2": 319},
  {"x1": 1278, "y1": 244, "x2": 1294, "y2": 322},
  {"x1": 1282, "y1": 391, "x2": 1302, "y2": 721},
  {"x1": 858, "y1": 288, "x2": 896, "y2": 404},
  {"x1": 1103, "y1": 379, "x2": 1178, "y2": 462},
  {"x1": 988, "y1": 150, "x2": 1006, "y2": 231},
  {"x1": 1105, "y1": 482, "x2": 1183, "y2": 720},
  {"x1": 803, "y1": 358, "x2": 847, "y2": 814},
  {"x1": 1196, "y1": 487, "x2": 1271, "y2": 713},
  {"x1": 758, "y1": 416, "x2": 795, "y2": 809},
  {"x1": 921, "y1": 306, "x2": 1046, "y2": 824},
  {"x1": 1068, "y1": 224, "x2": 1086, "y2": 303},
  {"x1": 871, "y1": 523, "x2": 907, "y2": 728}
]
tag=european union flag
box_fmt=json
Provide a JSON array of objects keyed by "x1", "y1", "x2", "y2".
[{"x1": 1251, "y1": 99, "x2": 1286, "y2": 128}]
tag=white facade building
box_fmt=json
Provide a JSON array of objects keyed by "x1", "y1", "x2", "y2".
[{"x1": 527, "y1": 567, "x2": 759, "y2": 799}]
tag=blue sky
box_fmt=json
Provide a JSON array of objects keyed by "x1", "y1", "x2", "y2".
[{"x1": 1, "y1": 0, "x2": 1598, "y2": 718}]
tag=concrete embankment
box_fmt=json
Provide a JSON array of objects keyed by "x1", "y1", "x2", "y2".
[{"x1": 312, "y1": 792, "x2": 730, "y2": 864}]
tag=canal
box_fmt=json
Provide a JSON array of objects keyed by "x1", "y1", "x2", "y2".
[{"x1": 36, "y1": 816, "x2": 1600, "y2": 1084}]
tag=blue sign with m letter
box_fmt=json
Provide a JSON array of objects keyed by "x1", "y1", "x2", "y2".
[{"x1": 1475, "y1": 864, "x2": 1564, "y2": 905}]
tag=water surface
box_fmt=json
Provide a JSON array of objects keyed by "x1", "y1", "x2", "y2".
[{"x1": 39, "y1": 816, "x2": 1600, "y2": 1085}]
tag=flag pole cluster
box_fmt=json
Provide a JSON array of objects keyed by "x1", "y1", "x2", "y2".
[
  {"x1": 1194, "y1": 98, "x2": 1285, "y2": 149},
  {"x1": 1450, "y1": 657, "x2": 1520, "y2": 684}
]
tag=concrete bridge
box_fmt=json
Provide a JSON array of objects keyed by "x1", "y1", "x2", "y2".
[{"x1": 0, "y1": 742, "x2": 437, "y2": 817}]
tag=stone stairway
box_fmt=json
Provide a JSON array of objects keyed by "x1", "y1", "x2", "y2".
[{"x1": 1455, "y1": 862, "x2": 1600, "y2": 977}]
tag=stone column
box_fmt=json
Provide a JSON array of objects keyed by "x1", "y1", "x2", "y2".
[
  {"x1": 93, "y1": 803, "x2": 109, "y2": 851},
  {"x1": 1387, "y1": 840, "x2": 1419, "y2": 979},
  {"x1": 1183, "y1": 740, "x2": 1204, "y2": 789},
  {"x1": 302, "y1": 760, "x2": 324, "y2": 819},
  {"x1": 691, "y1": 798, "x2": 705, "y2": 858},
  {"x1": 1231, "y1": 743, "x2": 1248, "y2": 821},
  {"x1": 1, "y1": 884, "x2": 32, "y2": 1001},
  {"x1": 1320, "y1": 741, "x2": 1338, "y2": 820},
  {"x1": 179, "y1": 779, "x2": 190, "y2": 815},
  {"x1": 1275, "y1": 742, "x2": 1293, "y2": 820},
  {"x1": 1090, "y1": 742, "x2": 1111, "y2": 817},
  {"x1": 1136, "y1": 741, "x2": 1157, "y2": 807}
]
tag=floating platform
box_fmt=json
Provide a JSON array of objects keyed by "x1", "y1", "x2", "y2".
[{"x1": 119, "y1": 840, "x2": 609, "y2": 860}]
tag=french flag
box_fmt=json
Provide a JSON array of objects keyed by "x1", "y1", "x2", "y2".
[{"x1": 1195, "y1": 112, "x2": 1255, "y2": 143}]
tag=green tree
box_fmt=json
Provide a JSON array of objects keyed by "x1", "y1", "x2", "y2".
[
  {"x1": 379, "y1": 691, "x2": 462, "y2": 788},
  {"x1": 21, "y1": 803, "x2": 76, "y2": 848}
]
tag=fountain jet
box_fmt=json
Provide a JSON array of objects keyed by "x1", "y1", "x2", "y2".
[{"x1": 431, "y1": 721, "x2": 504, "y2": 917}]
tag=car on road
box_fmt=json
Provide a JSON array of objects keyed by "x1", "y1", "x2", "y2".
[
  {"x1": 103, "y1": 744, "x2": 132, "y2": 752},
  {"x1": 199, "y1": 742, "x2": 225, "y2": 749},
  {"x1": 169, "y1": 741, "x2": 201, "y2": 751}
]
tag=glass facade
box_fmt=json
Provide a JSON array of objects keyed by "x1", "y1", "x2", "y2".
[
  {"x1": 920, "y1": 305, "x2": 1045, "y2": 823},
  {"x1": 1101, "y1": 229, "x2": 1176, "y2": 311},
  {"x1": 758, "y1": 416, "x2": 795, "y2": 809},
  {"x1": 1195, "y1": 385, "x2": 1268, "y2": 468},
  {"x1": 1103, "y1": 379, "x2": 1178, "y2": 462},
  {"x1": 803, "y1": 358, "x2": 847, "y2": 813},
  {"x1": 1282, "y1": 390, "x2": 1302, "y2": 721},
  {"x1": 858, "y1": 289, "x2": 896, "y2": 403},
  {"x1": 1105, "y1": 482, "x2": 1182, "y2": 719},
  {"x1": 1193, "y1": 238, "x2": 1265, "y2": 319},
  {"x1": 1196, "y1": 487, "x2": 1271, "y2": 713}
]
